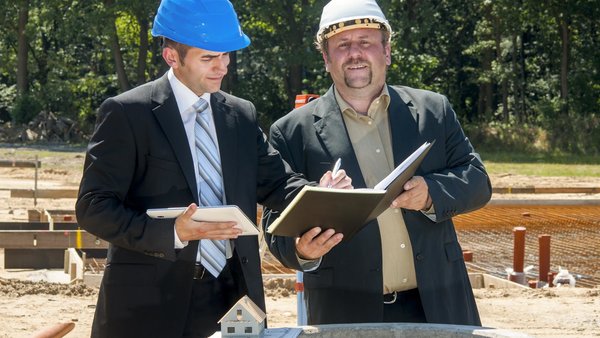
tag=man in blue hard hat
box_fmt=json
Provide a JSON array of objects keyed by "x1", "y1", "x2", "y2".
[
  {"x1": 76, "y1": 0, "x2": 350, "y2": 337},
  {"x1": 263, "y1": 0, "x2": 491, "y2": 327}
]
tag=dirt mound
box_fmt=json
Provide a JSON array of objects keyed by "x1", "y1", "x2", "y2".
[
  {"x1": 0, "y1": 111, "x2": 87, "y2": 143},
  {"x1": 264, "y1": 277, "x2": 295, "y2": 298},
  {"x1": 0, "y1": 278, "x2": 97, "y2": 297}
]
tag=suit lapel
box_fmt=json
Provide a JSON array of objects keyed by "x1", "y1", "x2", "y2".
[
  {"x1": 313, "y1": 87, "x2": 367, "y2": 188},
  {"x1": 388, "y1": 85, "x2": 422, "y2": 167},
  {"x1": 151, "y1": 74, "x2": 199, "y2": 203},
  {"x1": 210, "y1": 92, "x2": 238, "y2": 204}
]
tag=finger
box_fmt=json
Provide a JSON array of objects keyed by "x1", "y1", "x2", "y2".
[
  {"x1": 320, "y1": 171, "x2": 337, "y2": 188},
  {"x1": 319, "y1": 171, "x2": 332, "y2": 186},
  {"x1": 198, "y1": 221, "x2": 239, "y2": 232},
  {"x1": 331, "y1": 169, "x2": 345, "y2": 185},
  {"x1": 305, "y1": 228, "x2": 333, "y2": 248},
  {"x1": 195, "y1": 223, "x2": 242, "y2": 240},
  {"x1": 298, "y1": 227, "x2": 322, "y2": 244},
  {"x1": 316, "y1": 228, "x2": 337, "y2": 243},
  {"x1": 332, "y1": 171, "x2": 353, "y2": 189},
  {"x1": 322, "y1": 233, "x2": 343, "y2": 250},
  {"x1": 403, "y1": 177, "x2": 418, "y2": 190},
  {"x1": 406, "y1": 176, "x2": 426, "y2": 191},
  {"x1": 309, "y1": 231, "x2": 343, "y2": 258},
  {"x1": 181, "y1": 203, "x2": 198, "y2": 220},
  {"x1": 336, "y1": 176, "x2": 353, "y2": 189},
  {"x1": 391, "y1": 192, "x2": 408, "y2": 208}
]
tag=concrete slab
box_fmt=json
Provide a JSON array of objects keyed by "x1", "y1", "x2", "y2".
[
  {"x1": 469, "y1": 273, "x2": 528, "y2": 289},
  {"x1": 295, "y1": 323, "x2": 532, "y2": 337},
  {"x1": 211, "y1": 323, "x2": 531, "y2": 337},
  {"x1": 0, "y1": 268, "x2": 71, "y2": 284}
]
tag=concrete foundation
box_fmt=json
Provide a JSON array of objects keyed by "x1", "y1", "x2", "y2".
[
  {"x1": 469, "y1": 273, "x2": 528, "y2": 289},
  {"x1": 4, "y1": 249, "x2": 64, "y2": 268},
  {"x1": 3, "y1": 248, "x2": 106, "y2": 269},
  {"x1": 295, "y1": 323, "x2": 531, "y2": 337},
  {"x1": 83, "y1": 273, "x2": 103, "y2": 288},
  {"x1": 214, "y1": 323, "x2": 531, "y2": 337}
]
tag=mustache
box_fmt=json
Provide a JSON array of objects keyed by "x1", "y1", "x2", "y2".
[{"x1": 343, "y1": 58, "x2": 370, "y2": 68}]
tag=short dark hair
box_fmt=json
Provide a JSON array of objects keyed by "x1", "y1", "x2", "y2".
[{"x1": 162, "y1": 37, "x2": 191, "y2": 63}]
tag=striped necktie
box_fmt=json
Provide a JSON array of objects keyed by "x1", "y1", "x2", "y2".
[{"x1": 194, "y1": 98, "x2": 227, "y2": 277}]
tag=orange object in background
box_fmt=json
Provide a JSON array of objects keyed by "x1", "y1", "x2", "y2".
[
  {"x1": 513, "y1": 226, "x2": 526, "y2": 273},
  {"x1": 462, "y1": 250, "x2": 473, "y2": 262},
  {"x1": 294, "y1": 94, "x2": 320, "y2": 108}
]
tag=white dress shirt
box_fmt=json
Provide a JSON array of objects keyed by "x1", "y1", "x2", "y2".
[{"x1": 166, "y1": 69, "x2": 227, "y2": 254}]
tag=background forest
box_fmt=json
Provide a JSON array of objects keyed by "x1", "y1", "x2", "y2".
[{"x1": 1, "y1": 0, "x2": 599, "y2": 154}]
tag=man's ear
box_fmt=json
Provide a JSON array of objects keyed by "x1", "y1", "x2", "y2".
[
  {"x1": 322, "y1": 52, "x2": 330, "y2": 72},
  {"x1": 162, "y1": 48, "x2": 180, "y2": 68},
  {"x1": 385, "y1": 43, "x2": 391, "y2": 66}
]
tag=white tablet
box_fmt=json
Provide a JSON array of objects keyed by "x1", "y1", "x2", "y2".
[{"x1": 146, "y1": 205, "x2": 259, "y2": 236}]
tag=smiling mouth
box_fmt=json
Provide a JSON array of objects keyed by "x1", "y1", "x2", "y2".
[{"x1": 346, "y1": 62, "x2": 368, "y2": 71}]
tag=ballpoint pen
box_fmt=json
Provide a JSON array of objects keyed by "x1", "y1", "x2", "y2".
[{"x1": 328, "y1": 158, "x2": 342, "y2": 188}]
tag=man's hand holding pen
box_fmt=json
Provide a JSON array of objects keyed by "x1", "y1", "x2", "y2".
[
  {"x1": 319, "y1": 158, "x2": 353, "y2": 189},
  {"x1": 296, "y1": 159, "x2": 352, "y2": 261}
]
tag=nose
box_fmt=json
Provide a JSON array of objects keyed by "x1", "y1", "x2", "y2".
[
  {"x1": 215, "y1": 54, "x2": 230, "y2": 72},
  {"x1": 348, "y1": 42, "x2": 362, "y2": 58}
]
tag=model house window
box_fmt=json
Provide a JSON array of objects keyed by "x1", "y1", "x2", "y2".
[
  {"x1": 245, "y1": 327, "x2": 252, "y2": 333},
  {"x1": 227, "y1": 327, "x2": 235, "y2": 333}
]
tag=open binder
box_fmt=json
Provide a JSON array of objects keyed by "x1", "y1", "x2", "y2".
[{"x1": 266, "y1": 141, "x2": 434, "y2": 241}]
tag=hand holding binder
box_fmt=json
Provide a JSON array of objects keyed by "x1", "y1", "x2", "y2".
[{"x1": 266, "y1": 141, "x2": 434, "y2": 241}]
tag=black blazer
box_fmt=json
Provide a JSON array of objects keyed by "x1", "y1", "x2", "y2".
[
  {"x1": 76, "y1": 73, "x2": 306, "y2": 337},
  {"x1": 264, "y1": 85, "x2": 491, "y2": 326}
]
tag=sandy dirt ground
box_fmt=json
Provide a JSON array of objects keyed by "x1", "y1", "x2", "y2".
[
  {"x1": 0, "y1": 271, "x2": 599, "y2": 338},
  {"x1": 1, "y1": 146, "x2": 599, "y2": 337}
]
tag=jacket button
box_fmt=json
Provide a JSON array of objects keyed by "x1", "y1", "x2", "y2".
[
  {"x1": 416, "y1": 254, "x2": 424, "y2": 261},
  {"x1": 241, "y1": 257, "x2": 248, "y2": 264}
]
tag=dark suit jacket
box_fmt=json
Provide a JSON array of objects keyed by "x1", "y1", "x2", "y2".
[
  {"x1": 264, "y1": 85, "x2": 492, "y2": 326},
  {"x1": 76, "y1": 73, "x2": 306, "y2": 338}
]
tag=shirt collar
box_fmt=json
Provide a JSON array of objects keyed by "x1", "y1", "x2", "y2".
[
  {"x1": 334, "y1": 85, "x2": 390, "y2": 118},
  {"x1": 167, "y1": 68, "x2": 211, "y2": 113}
]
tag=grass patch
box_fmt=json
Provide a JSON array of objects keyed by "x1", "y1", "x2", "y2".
[
  {"x1": 0, "y1": 143, "x2": 86, "y2": 173},
  {"x1": 481, "y1": 151, "x2": 600, "y2": 177},
  {"x1": 2, "y1": 143, "x2": 599, "y2": 178}
]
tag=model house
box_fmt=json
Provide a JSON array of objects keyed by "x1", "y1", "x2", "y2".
[{"x1": 219, "y1": 295, "x2": 266, "y2": 336}]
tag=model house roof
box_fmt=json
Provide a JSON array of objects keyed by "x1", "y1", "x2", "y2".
[{"x1": 219, "y1": 295, "x2": 266, "y2": 323}]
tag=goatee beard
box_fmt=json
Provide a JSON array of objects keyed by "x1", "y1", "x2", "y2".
[{"x1": 344, "y1": 58, "x2": 372, "y2": 89}]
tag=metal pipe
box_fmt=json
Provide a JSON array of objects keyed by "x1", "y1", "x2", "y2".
[
  {"x1": 513, "y1": 226, "x2": 526, "y2": 272},
  {"x1": 538, "y1": 234, "x2": 551, "y2": 282},
  {"x1": 463, "y1": 250, "x2": 473, "y2": 262},
  {"x1": 34, "y1": 155, "x2": 39, "y2": 207}
]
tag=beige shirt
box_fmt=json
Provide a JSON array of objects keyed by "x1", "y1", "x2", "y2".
[{"x1": 335, "y1": 87, "x2": 417, "y2": 293}]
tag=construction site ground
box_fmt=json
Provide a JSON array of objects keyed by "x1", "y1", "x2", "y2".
[{"x1": 1, "y1": 145, "x2": 599, "y2": 337}]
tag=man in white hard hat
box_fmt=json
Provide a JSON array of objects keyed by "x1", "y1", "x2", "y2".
[
  {"x1": 264, "y1": 0, "x2": 491, "y2": 325},
  {"x1": 76, "y1": 0, "x2": 350, "y2": 337}
]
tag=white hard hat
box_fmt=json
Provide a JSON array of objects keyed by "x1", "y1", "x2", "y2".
[{"x1": 317, "y1": 0, "x2": 392, "y2": 43}]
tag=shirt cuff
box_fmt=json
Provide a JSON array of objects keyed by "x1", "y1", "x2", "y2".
[
  {"x1": 297, "y1": 254, "x2": 321, "y2": 272},
  {"x1": 421, "y1": 204, "x2": 437, "y2": 222},
  {"x1": 174, "y1": 226, "x2": 188, "y2": 249}
]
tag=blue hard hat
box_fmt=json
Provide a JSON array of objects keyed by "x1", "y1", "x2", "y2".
[{"x1": 151, "y1": 0, "x2": 250, "y2": 52}]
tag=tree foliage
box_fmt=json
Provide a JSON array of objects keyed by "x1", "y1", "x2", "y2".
[{"x1": 0, "y1": 0, "x2": 598, "y2": 153}]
